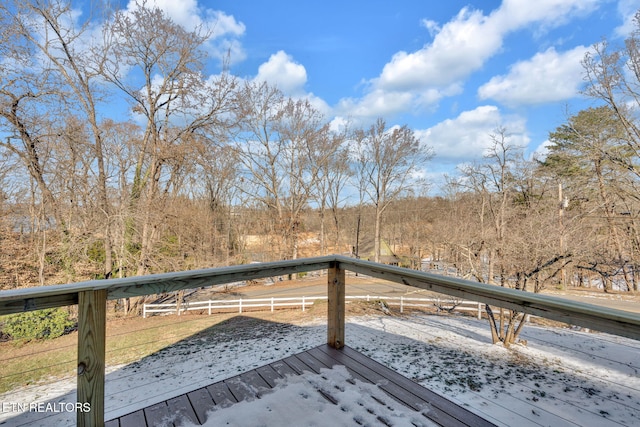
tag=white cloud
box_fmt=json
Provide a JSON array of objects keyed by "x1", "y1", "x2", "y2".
[
  {"x1": 494, "y1": 0, "x2": 600, "y2": 31},
  {"x1": 255, "y1": 51, "x2": 307, "y2": 95},
  {"x1": 304, "y1": 93, "x2": 332, "y2": 117},
  {"x1": 336, "y1": 89, "x2": 415, "y2": 119},
  {"x1": 206, "y1": 10, "x2": 246, "y2": 38},
  {"x1": 614, "y1": 0, "x2": 639, "y2": 38},
  {"x1": 127, "y1": 0, "x2": 198, "y2": 29},
  {"x1": 379, "y1": 7, "x2": 501, "y2": 91},
  {"x1": 341, "y1": 0, "x2": 601, "y2": 120},
  {"x1": 252, "y1": 51, "x2": 330, "y2": 115},
  {"x1": 531, "y1": 139, "x2": 553, "y2": 161},
  {"x1": 477, "y1": 46, "x2": 589, "y2": 106},
  {"x1": 420, "y1": 19, "x2": 441, "y2": 37},
  {"x1": 125, "y1": 0, "x2": 246, "y2": 63},
  {"x1": 415, "y1": 106, "x2": 529, "y2": 163}
]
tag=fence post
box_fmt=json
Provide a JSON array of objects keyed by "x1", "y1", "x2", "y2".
[
  {"x1": 239, "y1": 299, "x2": 243, "y2": 314},
  {"x1": 400, "y1": 296, "x2": 404, "y2": 313},
  {"x1": 477, "y1": 302, "x2": 482, "y2": 320},
  {"x1": 328, "y1": 261, "x2": 345, "y2": 349},
  {"x1": 143, "y1": 304, "x2": 146, "y2": 319},
  {"x1": 271, "y1": 297, "x2": 274, "y2": 313},
  {"x1": 77, "y1": 289, "x2": 107, "y2": 427},
  {"x1": 208, "y1": 300, "x2": 212, "y2": 316},
  {"x1": 302, "y1": 296, "x2": 306, "y2": 312}
]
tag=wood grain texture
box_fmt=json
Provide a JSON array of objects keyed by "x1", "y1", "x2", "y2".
[
  {"x1": 327, "y1": 261, "x2": 345, "y2": 349},
  {"x1": 77, "y1": 289, "x2": 107, "y2": 427}
]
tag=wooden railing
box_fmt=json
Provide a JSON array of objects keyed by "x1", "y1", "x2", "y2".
[{"x1": 2, "y1": 255, "x2": 640, "y2": 426}]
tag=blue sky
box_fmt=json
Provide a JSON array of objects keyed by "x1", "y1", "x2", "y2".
[{"x1": 114, "y1": 0, "x2": 638, "y2": 191}]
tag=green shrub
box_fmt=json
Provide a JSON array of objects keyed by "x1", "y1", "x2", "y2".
[
  {"x1": 87, "y1": 240, "x2": 106, "y2": 264},
  {"x1": 2, "y1": 308, "x2": 75, "y2": 341}
]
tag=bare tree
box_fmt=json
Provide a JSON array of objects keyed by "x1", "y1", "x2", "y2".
[
  {"x1": 0, "y1": 0, "x2": 118, "y2": 280},
  {"x1": 195, "y1": 141, "x2": 239, "y2": 263},
  {"x1": 351, "y1": 118, "x2": 433, "y2": 262},
  {"x1": 582, "y1": 11, "x2": 640, "y2": 179},
  {"x1": 469, "y1": 130, "x2": 525, "y2": 346},
  {"x1": 102, "y1": 1, "x2": 236, "y2": 279},
  {"x1": 315, "y1": 129, "x2": 351, "y2": 254},
  {"x1": 233, "y1": 81, "x2": 328, "y2": 262},
  {"x1": 0, "y1": 2, "x2": 68, "y2": 237}
]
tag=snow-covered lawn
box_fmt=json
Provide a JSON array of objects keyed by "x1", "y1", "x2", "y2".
[{"x1": 2, "y1": 313, "x2": 640, "y2": 426}]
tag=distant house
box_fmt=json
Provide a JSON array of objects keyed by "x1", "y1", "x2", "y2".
[{"x1": 352, "y1": 236, "x2": 400, "y2": 265}]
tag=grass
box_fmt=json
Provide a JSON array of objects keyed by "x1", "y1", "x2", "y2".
[{"x1": 0, "y1": 306, "x2": 332, "y2": 396}]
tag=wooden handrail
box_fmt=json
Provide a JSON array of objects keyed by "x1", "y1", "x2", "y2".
[
  {"x1": 0, "y1": 256, "x2": 335, "y2": 315},
  {"x1": 337, "y1": 256, "x2": 640, "y2": 340},
  {"x1": 2, "y1": 254, "x2": 640, "y2": 426}
]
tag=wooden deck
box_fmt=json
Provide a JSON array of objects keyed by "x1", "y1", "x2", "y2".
[{"x1": 106, "y1": 344, "x2": 495, "y2": 427}]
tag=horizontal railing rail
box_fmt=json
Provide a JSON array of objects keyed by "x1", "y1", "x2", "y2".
[{"x1": 2, "y1": 255, "x2": 640, "y2": 426}]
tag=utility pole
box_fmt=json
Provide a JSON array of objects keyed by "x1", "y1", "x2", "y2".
[{"x1": 559, "y1": 182, "x2": 567, "y2": 289}]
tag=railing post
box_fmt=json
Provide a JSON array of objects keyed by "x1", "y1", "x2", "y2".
[
  {"x1": 77, "y1": 289, "x2": 107, "y2": 427},
  {"x1": 302, "y1": 296, "x2": 306, "y2": 312},
  {"x1": 328, "y1": 261, "x2": 345, "y2": 349},
  {"x1": 400, "y1": 296, "x2": 404, "y2": 313},
  {"x1": 239, "y1": 299, "x2": 242, "y2": 314}
]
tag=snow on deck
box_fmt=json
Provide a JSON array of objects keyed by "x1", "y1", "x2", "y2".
[{"x1": 2, "y1": 314, "x2": 640, "y2": 426}]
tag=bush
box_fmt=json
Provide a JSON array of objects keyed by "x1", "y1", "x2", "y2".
[{"x1": 2, "y1": 308, "x2": 75, "y2": 341}]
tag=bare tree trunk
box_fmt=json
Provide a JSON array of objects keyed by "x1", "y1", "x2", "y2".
[
  {"x1": 374, "y1": 207, "x2": 382, "y2": 263},
  {"x1": 485, "y1": 305, "x2": 500, "y2": 344}
]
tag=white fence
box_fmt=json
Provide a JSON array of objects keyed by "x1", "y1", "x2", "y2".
[{"x1": 142, "y1": 295, "x2": 484, "y2": 318}]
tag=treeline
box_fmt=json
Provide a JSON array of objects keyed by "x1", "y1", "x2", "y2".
[
  {"x1": 1, "y1": 1, "x2": 640, "y2": 299},
  {"x1": 0, "y1": 1, "x2": 429, "y2": 297}
]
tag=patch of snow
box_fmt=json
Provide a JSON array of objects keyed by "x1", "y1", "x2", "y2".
[
  {"x1": 2, "y1": 314, "x2": 640, "y2": 426},
  {"x1": 180, "y1": 366, "x2": 435, "y2": 427}
]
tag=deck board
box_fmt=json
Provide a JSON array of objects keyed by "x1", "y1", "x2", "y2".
[
  {"x1": 118, "y1": 409, "x2": 146, "y2": 427},
  {"x1": 166, "y1": 394, "x2": 199, "y2": 426},
  {"x1": 316, "y1": 344, "x2": 447, "y2": 419},
  {"x1": 293, "y1": 350, "x2": 327, "y2": 374},
  {"x1": 143, "y1": 401, "x2": 172, "y2": 427},
  {"x1": 108, "y1": 344, "x2": 495, "y2": 427},
  {"x1": 255, "y1": 364, "x2": 282, "y2": 388},
  {"x1": 335, "y1": 345, "x2": 494, "y2": 427},
  {"x1": 269, "y1": 358, "x2": 298, "y2": 377},
  {"x1": 282, "y1": 353, "x2": 315, "y2": 374},
  {"x1": 186, "y1": 388, "x2": 214, "y2": 424},
  {"x1": 206, "y1": 382, "x2": 237, "y2": 406}
]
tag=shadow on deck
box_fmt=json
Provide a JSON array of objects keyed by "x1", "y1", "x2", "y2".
[{"x1": 107, "y1": 344, "x2": 495, "y2": 427}]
